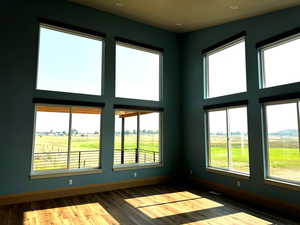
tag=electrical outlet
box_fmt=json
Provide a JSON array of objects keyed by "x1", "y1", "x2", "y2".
[
  {"x1": 236, "y1": 181, "x2": 241, "y2": 187},
  {"x1": 134, "y1": 172, "x2": 137, "y2": 177},
  {"x1": 69, "y1": 179, "x2": 73, "y2": 185}
]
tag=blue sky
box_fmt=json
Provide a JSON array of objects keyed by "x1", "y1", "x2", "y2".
[{"x1": 36, "y1": 26, "x2": 160, "y2": 133}]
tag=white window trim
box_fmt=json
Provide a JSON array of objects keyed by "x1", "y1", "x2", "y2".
[
  {"x1": 204, "y1": 37, "x2": 246, "y2": 99},
  {"x1": 31, "y1": 104, "x2": 102, "y2": 176},
  {"x1": 206, "y1": 105, "x2": 250, "y2": 175},
  {"x1": 263, "y1": 99, "x2": 300, "y2": 185},
  {"x1": 258, "y1": 33, "x2": 300, "y2": 89}
]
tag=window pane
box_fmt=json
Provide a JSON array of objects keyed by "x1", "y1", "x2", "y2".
[
  {"x1": 208, "y1": 110, "x2": 228, "y2": 169},
  {"x1": 228, "y1": 107, "x2": 249, "y2": 173},
  {"x1": 140, "y1": 112, "x2": 160, "y2": 163},
  {"x1": 116, "y1": 43, "x2": 160, "y2": 101},
  {"x1": 262, "y1": 36, "x2": 300, "y2": 87},
  {"x1": 70, "y1": 107, "x2": 101, "y2": 169},
  {"x1": 266, "y1": 103, "x2": 300, "y2": 182},
  {"x1": 114, "y1": 110, "x2": 161, "y2": 166},
  {"x1": 37, "y1": 26, "x2": 102, "y2": 95},
  {"x1": 207, "y1": 40, "x2": 246, "y2": 98},
  {"x1": 33, "y1": 106, "x2": 70, "y2": 171}
]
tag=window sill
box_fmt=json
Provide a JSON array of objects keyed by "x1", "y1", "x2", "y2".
[
  {"x1": 206, "y1": 167, "x2": 250, "y2": 180},
  {"x1": 265, "y1": 178, "x2": 300, "y2": 191},
  {"x1": 30, "y1": 168, "x2": 103, "y2": 179},
  {"x1": 113, "y1": 163, "x2": 162, "y2": 171}
]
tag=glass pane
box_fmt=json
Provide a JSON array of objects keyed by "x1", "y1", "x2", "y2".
[
  {"x1": 228, "y1": 107, "x2": 249, "y2": 174},
  {"x1": 139, "y1": 112, "x2": 160, "y2": 163},
  {"x1": 114, "y1": 111, "x2": 138, "y2": 165},
  {"x1": 207, "y1": 40, "x2": 246, "y2": 98},
  {"x1": 263, "y1": 37, "x2": 300, "y2": 87},
  {"x1": 124, "y1": 115, "x2": 137, "y2": 164},
  {"x1": 208, "y1": 110, "x2": 228, "y2": 169},
  {"x1": 266, "y1": 103, "x2": 300, "y2": 182},
  {"x1": 70, "y1": 107, "x2": 101, "y2": 169},
  {"x1": 114, "y1": 114, "x2": 122, "y2": 165},
  {"x1": 33, "y1": 106, "x2": 69, "y2": 171},
  {"x1": 37, "y1": 26, "x2": 102, "y2": 95},
  {"x1": 116, "y1": 44, "x2": 160, "y2": 101}
]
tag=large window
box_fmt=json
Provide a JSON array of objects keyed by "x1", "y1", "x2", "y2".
[
  {"x1": 115, "y1": 42, "x2": 161, "y2": 101},
  {"x1": 204, "y1": 38, "x2": 247, "y2": 98},
  {"x1": 32, "y1": 104, "x2": 101, "y2": 175},
  {"x1": 264, "y1": 101, "x2": 300, "y2": 183},
  {"x1": 114, "y1": 109, "x2": 161, "y2": 167},
  {"x1": 260, "y1": 34, "x2": 300, "y2": 88},
  {"x1": 207, "y1": 106, "x2": 249, "y2": 174},
  {"x1": 37, "y1": 24, "x2": 103, "y2": 95}
]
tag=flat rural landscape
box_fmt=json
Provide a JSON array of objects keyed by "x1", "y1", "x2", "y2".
[
  {"x1": 210, "y1": 135, "x2": 300, "y2": 181},
  {"x1": 33, "y1": 134, "x2": 160, "y2": 171}
]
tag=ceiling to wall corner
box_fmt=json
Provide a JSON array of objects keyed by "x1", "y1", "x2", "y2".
[{"x1": 69, "y1": 0, "x2": 300, "y2": 32}]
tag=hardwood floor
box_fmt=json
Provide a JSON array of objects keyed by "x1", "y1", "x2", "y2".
[{"x1": 0, "y1": 184, "x2": 298, "y2": 225}]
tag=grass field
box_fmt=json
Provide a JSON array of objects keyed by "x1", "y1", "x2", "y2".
[
  {"x1": 33, "y1": 134, "x2": 160, "y2": 171},
  {"x1": 210, "y1": 135, "x2": 300, "y2": 181}
]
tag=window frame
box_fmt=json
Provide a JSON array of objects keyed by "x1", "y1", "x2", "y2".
[
  {"x1": 205, "y1": 104, "x2": 250, "y2": 176},
  {"x1": 203, "y1": 36, "x2": 247, "y2": 99},
  {"x1": 263, "y1": 99, "x2": 300, "y2": 185},
  {"x1": 115, "y1": 40, "x2": 163, "y2": 102},
  {"x1": 258, "y1": 32, "x2": 300, "y2": 89},
  {"x1": 30, "y1": 103, "x2": 103, "y2": 178},
  {"x1": 36, "y1": 23, "x2": 105, "y2": 96},
  {"x1": 113, "y1": 108, "x2": 163, "y2": 170}
]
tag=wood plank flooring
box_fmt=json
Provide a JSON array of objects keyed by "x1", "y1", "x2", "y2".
[{"x1": 0, "y1": 184, "x2": 298, "y2": 225}]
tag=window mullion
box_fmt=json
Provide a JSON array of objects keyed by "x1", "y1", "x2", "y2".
[
  {"x1": 67, "y1": 107, "x2": 72, "y2": 170},
  {"x1": 226, "y1": 109, "x2": 232, "y2": 170},
  {"x1": 296, "y1": 102, "x2": 300, "y2": 156}
]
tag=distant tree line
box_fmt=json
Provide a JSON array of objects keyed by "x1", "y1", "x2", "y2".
[{"x1": 115, "y1": 130, "x2": 159, "y2": 135}]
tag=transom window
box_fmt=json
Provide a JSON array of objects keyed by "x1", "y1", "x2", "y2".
[
  {"x1": 115, "y1": 42, "x2": 161, "y2": 101},
  {"x1": 204, "y1": 37, "x2": 247, "y2": 98},
  {"x1": 264, "y1": 100, "x2": 300, "y2": 184},
  {"x1": 207, "y1": 106, "x2": 249, "y2": 174},
  {"x1": 32, "y1": 104, "x2": 101, "y2": 175},
  {"x1": 37, "y1": 24, "x2": 103, "y2": 95},
  {"x1": 260, "y1": 34, "x2": 300, "y2": 88},
  {"x1": 114, "y1": 109, "x2": 161, "y2": 167}
]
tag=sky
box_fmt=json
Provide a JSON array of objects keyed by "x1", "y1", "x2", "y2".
[
  {"x1": 208, "y1": 36, "x2": 300, "y2": 134},
  {"x1": 36, "y1": 26, "x2": 160, "y2": 133},
  {"x1": 36, "y1": 26, "x2": 300, "y2": 135}
]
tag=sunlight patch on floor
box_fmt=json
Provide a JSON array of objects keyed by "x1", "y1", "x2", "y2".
[
  {"x1": 126, "y1": 191, "x2": 224, "y2": 219},
  {"x1": 183, "y1": 212, "x2": 273, "y2": 225},
  {"x1": 23, "y1": 202, "x2": 120, "y2": 225}
]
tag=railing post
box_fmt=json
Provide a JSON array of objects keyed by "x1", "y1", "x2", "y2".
[
  {"x1": 153, "y1": 152, "x2": 155, "y2": 162},
  {"x1": 136, "y1": 113, "x2": 140, "y2": 163},
  {"x1": 121, "y1": 117, "x2": 125, "y2": 164},
  {"x1": 78, "y1": 151, "x2": 81, "y2": 168}
]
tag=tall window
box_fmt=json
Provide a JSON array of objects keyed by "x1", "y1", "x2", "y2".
[
  {"x1": 207, "y1": 106, "x2": 249, "y2": 174},
  {"x1": 32, "y1": 104, "x2": 101, "y2": 174},
  {"x1": 260, "y1": 34, "x2": 300, "y2": 88},
  {"x1": 264, "y1": 101, "x2": 300, "y2": 183},
  {"x1": 115, "y1": 42, "x2": 161, "y2": 101},
  {"x1": 114, "y1": 109, "x2": 161, "y2": 167},
  {"x1": 204, "y1": 37, "x2": 247, "y2": 98},
  {"x1": 37, "y1": 24, "x2": 103, "y2": 95}
]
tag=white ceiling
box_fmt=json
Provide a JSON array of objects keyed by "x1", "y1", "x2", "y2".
[{"x1": 69, "y1": 0, "x2": 300, "y2": 32}]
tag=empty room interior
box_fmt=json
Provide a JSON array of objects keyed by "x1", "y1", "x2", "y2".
[{"x1": 2, "y1": 0, "x2": 300, "y2": 224}]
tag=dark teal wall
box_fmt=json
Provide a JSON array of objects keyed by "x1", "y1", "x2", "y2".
[
  {"x1": 0, "y1": 0, "x2": 181, "y2": 195},
  {"x1": 181, "y1": 6, "x2": 300, "y2": 205},
  {"x1": 2, "y1": 0, "x2": 300, "y2": 206}
]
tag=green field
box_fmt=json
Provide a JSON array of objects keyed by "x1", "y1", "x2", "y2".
[
  {"x1": 33, "y1": 134, "x2": 160, "y2": 171},
  {"x1": 210, "y1": 135, "x2": 300, "y2": 181}
]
